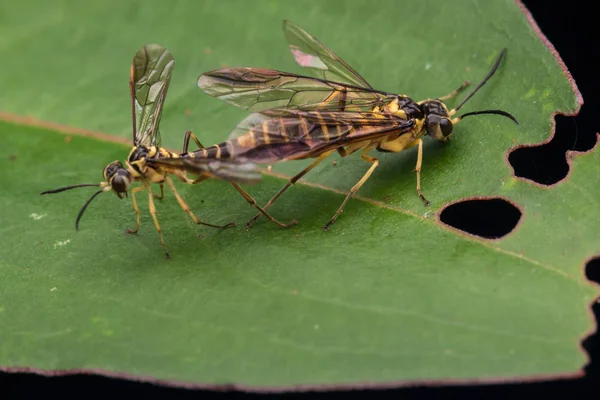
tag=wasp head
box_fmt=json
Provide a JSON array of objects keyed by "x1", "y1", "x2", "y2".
[
  {"x1": 103, "y1": 161, "x2": 133, "y2": 199},
  {"x1": 421, "y1": 100, "x2": 453, "y2": 142},
  {"x1": 40, "y1": 160, "x2": 135, "y2": 231}
]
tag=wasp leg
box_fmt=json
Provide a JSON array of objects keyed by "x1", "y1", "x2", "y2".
[
  {"x1": 323, "y1": 150, "x2": 379, "y2": 231},
  {"x1": 146, "y1": 184, "x2": 170, "y2": 259},
  {"x1": 164, "y1": 175, "x2": 235, "y2": 229},
  {"x1": 126, "y1": 185, "x2": 147, "y2": 235},
  {"x1": 153, "y1": 183, "x2": 164, "y2": 200},
  {"x1": 191, "y1": 176, "x2": 210, "y2": 184},
  {"x1": 229, "y1": 182, "x2": 297, "y2": 229},
  {"x1": 437, "y1": 80, "x2": 470, "y2": 101},
  {"x1": 182, "y1": 130, "x2": 295, "y2": 228},
  {"x1": 246, "y1": 150, "x2": 334, "y2": 228},
  {"x1": 182, "y1": 130, "x2": 205, "y2": 153},
  {"x1": 404, "y1": 138, "x2": 430, "y2": 206}
]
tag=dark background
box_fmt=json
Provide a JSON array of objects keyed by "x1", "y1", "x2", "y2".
[{"x1": 3, "y1": 1, "x2": 599, "y2": 398}]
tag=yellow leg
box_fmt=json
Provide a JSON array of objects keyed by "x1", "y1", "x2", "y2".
[
  {"x1": 323, "y1": 150, "x2": 379, "y2": 231},
  {"x1": 405, "y1": 138, "x2": 430, "y2": 206},
  {"x1": 191, "y1": 176, "x2": 210, "y2": 184},
  {"x1": 164, "y1": 175, "x2": 235, "y2": 229},
  {"x1": 246, "y1": 150, "x2": 334, "y2": 228},
  {"x1": 230, "y1": 182, "x2": 297, "y2": 228},
  {"x1": 182, "y1": 130, "x2": 204, "y2": 153},
  {"x1": 437, "y1": 80, "x2": 470, "y2": 101},
  {"x1": 181, "y1": 130, "x2": 295, "y2": 228},
  {"x1": 153, "y1": 183, "x2": 164, "y2": 200},
  {"x1": 147, "y1": 184, "x2": 170, "y2": 259},
  {"x1": 126, "y1": 186, "x2": 147, "y2": 234}
]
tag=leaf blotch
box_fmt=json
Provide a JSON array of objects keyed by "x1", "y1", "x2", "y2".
[{"x1": 439, "y1": 198, "x2": 521, "y2": 239}]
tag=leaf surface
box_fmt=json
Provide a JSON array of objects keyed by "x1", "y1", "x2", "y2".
[{"x1": 0, "y1": 0, "x2": 597, "y2": 389}]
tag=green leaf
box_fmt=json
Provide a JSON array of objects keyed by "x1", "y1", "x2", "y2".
[{"x1": 0, "y1": 0, "x2": 597, "y2": 389}]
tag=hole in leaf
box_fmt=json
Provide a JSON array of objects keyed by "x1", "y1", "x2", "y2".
[
  {"x1": 508, "y1": 115, "x2": 585, "y2": 185},
  {"x1": 439, "y1": 198, "x2": 521, "y2": 239},
  {"x1": 583, "y1": 257, "x2": 600, "y2": 377},
  {"x1": 510, "y1": 0, "x2": 599, "y2": 188}
]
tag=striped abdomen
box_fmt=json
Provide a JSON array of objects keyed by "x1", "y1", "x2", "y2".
[{"x1": 185, "y1": 110, "x2": 413, "y2": 164}]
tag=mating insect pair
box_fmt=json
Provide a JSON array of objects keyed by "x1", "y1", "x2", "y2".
[
  {"x1": 42, "y1": 20, "x2": 518, "y2": 258},
  {"x1": 41, "y1": 44, "x2": 291, "y2": 259}
]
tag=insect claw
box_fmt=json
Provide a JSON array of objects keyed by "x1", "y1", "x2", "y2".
[
  {"x1": 126, "y1": 228, "x2": 138, "y2": 235},
  {"x1": 322, "y1": 223, "x2": 332, "y2": 232},
  {"x1": 419, "y1": 195, "x2": 431, "y2": 206}
]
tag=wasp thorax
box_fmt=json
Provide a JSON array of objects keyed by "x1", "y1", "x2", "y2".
[
  {"x1": 129, "y1": 146, "x2": 150, "y2": 163},
  {"x1": 126, "y1": 145, "x2": 151, "y2": 176},
  {"x1": 103, "y1": 161, "x2": 133, "y2": 199},
  {"x1": 421, "y1": 100, "x2": 453, "y2": 142}
]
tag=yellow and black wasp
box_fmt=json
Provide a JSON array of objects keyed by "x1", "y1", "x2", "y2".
[
  {"x1": 180, "y1": 20, "x2": 519, "y2": 231},
  {"x1": 41, "y1": 44, "x2": 289, "y2": 258}
]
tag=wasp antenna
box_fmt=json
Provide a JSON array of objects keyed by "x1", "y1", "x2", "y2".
[
  {"x1": 75, "y1": 190, "x2": 104, "y2": 231},
  {"x1": 459, "y1": 109, "x2": 519, "y2": 125},
  {"x1": 41, "y1": 183, "x2": 100, "y2": 195},
  {"x1": 454, "y1": 48, "x2": 507, "y2": 112}
]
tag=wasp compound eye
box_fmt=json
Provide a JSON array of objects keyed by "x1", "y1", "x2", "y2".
[
  {"x1": 111, "y1": 175, "x2": 127, "y2": 194},
  {"x1": 110, "y1": 169, "x2": 133, "y2": 196},
  {"x1": 439, "y1": 118, "x2": 453, "y2": 137}
]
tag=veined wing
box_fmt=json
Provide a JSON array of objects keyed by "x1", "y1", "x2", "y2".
[
  {"x1": 198, "y1": 67, "x2": 394, "y2": 113},
  {"x1": 130, "y1": 44, "x2": 175, "y2": 147},
  {"x1": 147, "y1": 157, "x2": 262, "y2": 185},
  {"x1": 283, "y1": 20, "x2": 372, "y2": 89},
  {"x1": 222, "y1": 109, "x2": 415, "y2": 163}
]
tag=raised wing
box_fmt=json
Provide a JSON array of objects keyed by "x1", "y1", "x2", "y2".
[
  {"x1": 147, "y1": 157, "x2": 262, "y2": 185},
  {"x1": 130, "y1": 44, "x2": 175, "y2": 146},
  {"x1": 198, "y1": 67, "x2": 394, "y2": 113},
  {"x1": 221, "y1": 109, "x2": 415, "y2": 163},
  {"x1": 283, "y1": 20, "x2": 373, "y2": 89}
]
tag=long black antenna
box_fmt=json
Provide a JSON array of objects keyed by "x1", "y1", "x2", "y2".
[
  {"x1": 41, "y1": 183, "x2": 100, "y2": 195},
  {"x1": 75, "y1": 190, "x2": 104, "y2": 231},
  {"x1": 455, "y1": 48, "x2": 507, "y2": 112},
  {"x1": 459, "y1": 109, "x2": 519, "y2": 124}
]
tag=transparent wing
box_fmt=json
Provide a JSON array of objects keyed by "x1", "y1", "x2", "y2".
[
  {"x1": 283, "y1": 20, "x2": 373, "y2": 89},
  {"x1": 224, "y1": 109, "x2": 414, "y2": 163},
  {"x1": 130, "y1": 44, "x2": 175, "y2": 146},
  {"x1": 198, "y1": 67, "x2": 393, "y2": 113},
  {"x1": 147, "y1": 157, "x2": 262, "y2": 185}
]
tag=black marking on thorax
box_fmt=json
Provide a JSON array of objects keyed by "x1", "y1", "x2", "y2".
[
  {"x1": 398, "y1": 97, "x2": 424, "y2": 120},
  {"x1": 129, "y1": 146, "x2": 149, "y2": 163}
]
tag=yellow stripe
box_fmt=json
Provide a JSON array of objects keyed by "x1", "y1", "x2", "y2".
[
  {"x1": 236, "y1": 131, "x2": 256, "y2": 149},
  {"x1": 279, "y1": 118, "x2": 289, "y2": 142},
  {"x1": 334, "y1": 121, "x2": 343, "y2": 138},
  {"x1": 215, "y1": 145, "x2": 221, "y2": 159},
  {"x1": 300, "y1": 117, "x2": 310, "y2": 139},
  {"x1": 201, "y1": 148, "x2": 208, "y2": 158},
  {"x1": 227, "y1": 141, "x2": 234, "y2": 159},
  {"x1": 325, "y1": 111, "x2": 343, "y2": 139},
  {"x1": 262, "y1": 121, "x2": 271, "y2": 145},
  {"x1": 316, "y1": 113, "x2": 330, "y2": 141}
]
